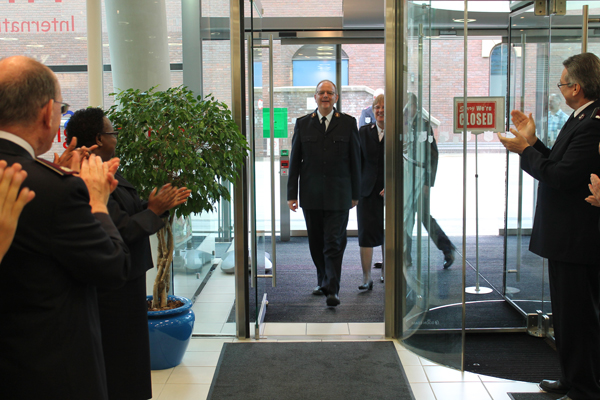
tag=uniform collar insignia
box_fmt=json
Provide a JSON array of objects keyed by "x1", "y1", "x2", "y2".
[
  {"x1": 35, "y1": 158, "x2": 75, "y2": 176},
  {"x1": 335, "y1": 112, "x2": 340, "y2": 118},
  {"x1": 311, "y1": 113, "x2": 316, "y2": 118},
  {"x1": 579, "y1": 113, "x2": 585, "y2": 120}
]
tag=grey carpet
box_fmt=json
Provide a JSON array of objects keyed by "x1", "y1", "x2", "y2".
[
  {"x1": 229, "y1": 235, "x2": 535, "y2": 324},
  {"x1": 509, "y1": 393, "x2": 563, "y2": 400},
  {"x1": 207, "y1": 341, "x2": 415, "y2": 400}
]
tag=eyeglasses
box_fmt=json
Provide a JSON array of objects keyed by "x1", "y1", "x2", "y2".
[
  {"x1": 316, "y1": 91, "x2": 336, "y2": 96},
  {"x1": 54, "y1": 100, "x2": 69, "y2": 114},
  {"x1": 557, "y1": 81, "x2": 573, "y2": 89},
  {"x1": 100, "y1": 131, "x2": 119, "y2": 137}
]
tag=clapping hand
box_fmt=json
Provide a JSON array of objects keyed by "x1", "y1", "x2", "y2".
[
  {"x1": 585, "y1": 173, "x2": 600, "y2": 207},
  {"x1": 54, "y1": 137, "x2": 99, "y2": 172},
  {"x1": 79, "y1": 154, "x2": 118, "y2": 214},
  {"x1": 148, "y1": 184, "x2": 191, "y2": 216},
  {"x1": 0, "y1": 161, "x2": 35, "y2": 262}
]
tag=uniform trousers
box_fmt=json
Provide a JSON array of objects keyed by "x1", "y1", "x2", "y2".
[
  {"x1": 303, "y1": 209, "x2": 349, "y2": 295},
  {"x1": 548, "y1": 259, "x2": 600, "y2": 400},
  {"x1": 405, "y1": 187, "x2": 453, "y2": 264}
]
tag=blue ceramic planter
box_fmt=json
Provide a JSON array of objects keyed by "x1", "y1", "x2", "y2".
[{"x1": 147, "y1": 295, "x2": 195, "y2": 370}]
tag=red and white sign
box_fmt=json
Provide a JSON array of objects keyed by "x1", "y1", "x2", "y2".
[{"x1": 453, "y1": 96, "x2": 505, "y2": 134}]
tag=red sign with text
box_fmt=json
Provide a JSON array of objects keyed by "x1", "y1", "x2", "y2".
[{"x1": 456, "y1": 101, "x2": 496, "y2": 130}]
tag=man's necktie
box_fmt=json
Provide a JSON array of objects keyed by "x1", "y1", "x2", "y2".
[
  {"x1": 379, "y1": 130, "x2": 384, "y2": 142},
  {"x1": 321, "y1": 116, "x2": 327, "y2": 132}
]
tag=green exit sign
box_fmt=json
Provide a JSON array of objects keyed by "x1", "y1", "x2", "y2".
[{"x1": 263, "y1": 108, "x2": 288, "y2": 139}]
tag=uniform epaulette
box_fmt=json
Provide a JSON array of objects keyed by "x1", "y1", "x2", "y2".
[
  {"x1": 35, "y1": 158, "x2": 75, "y2": 176},
  {"x1": 298, "y1": 113, "x2": 312, "y2": 120},
  {"x1": 591, "y1": 107, "x2": 600, "y2": 120}
]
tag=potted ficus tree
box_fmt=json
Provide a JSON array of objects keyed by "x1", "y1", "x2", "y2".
[{"x1": 106, "y1": 85, "x2": 248, "y2": 369}]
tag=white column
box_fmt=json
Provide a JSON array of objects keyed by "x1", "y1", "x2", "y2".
[
  {"x1": 182, "y1": 0, "x2": 203, "y2": 97},
  {"x1": 86, "y1": 0, "x2": 104, "y2": 107},
  {"x1": 104, "y1": 0, "x2": 171, "y2": 92}
]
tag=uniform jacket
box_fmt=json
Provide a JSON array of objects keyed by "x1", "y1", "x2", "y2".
[
  {"x1": 359, "y1": 123, "x2": 384, "y2": 197},
  {"x1": 408, "y1": 115, "x2": 439, "y2": 187},
  {"x1": 0, "y1": 138, "x2": 130, "y2": 400},
  {"x1": 107, "y1": 172, "x2": 164, "y2": 280},
  {"x1": 521, "y1": 100, "x2": 600, "y2": 265},
  {"x1": 97, "y1": 171, "x2": 164, "y2": 399},
  {"x1": 287, "y1": 108, "x2": 361, "y2": 210}
]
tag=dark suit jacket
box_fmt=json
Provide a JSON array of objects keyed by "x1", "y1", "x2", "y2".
[
  {"x1": 409, "y1": 115, "x2": 439, "y2": 187},
  {"x1": 359, "y1": 124, "x2": 383, "y2": 197},
  {"x1": 0, "y1": 138, "x2": 131, "y2": 400},
  {"x1": 97, "y1": 172, "x2": 164, "y2": 399},
  {"x1": 287, "y1": 108, "x2": 361, "y2": 210},
  {"x1": 521, "y1": 100, "x2": 600, "y2": 265}
]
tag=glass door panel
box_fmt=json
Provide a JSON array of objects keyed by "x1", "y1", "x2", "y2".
[
  {"x1": 245, "y1": 0, "x2": 272, "y2": 338},
  {"x1": 505, "y1": 0, "x2": 600, "y2": 332},
  {"x1": 505, "y1": 5, "x2": 551, "y2": 319},
  {"x1": 401, "y1": 0, "x2": 463, "y2": 370}
]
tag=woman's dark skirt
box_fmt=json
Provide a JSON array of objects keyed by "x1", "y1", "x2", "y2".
[{"x1": 357, "y1": 189, "x2": 384, "y2": 247}]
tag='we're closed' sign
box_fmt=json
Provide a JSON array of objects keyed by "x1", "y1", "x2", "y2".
[{"x1": 453, "y1": 97, "x2": 505, "y2": 134}]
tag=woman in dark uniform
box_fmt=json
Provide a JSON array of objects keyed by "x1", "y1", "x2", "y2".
[
  {"x1": 357, "y1": 94, "x2": 385, "y2": 289},
  {"x1": 66, "y1": 108, "x2": 190, "y2": 400}
]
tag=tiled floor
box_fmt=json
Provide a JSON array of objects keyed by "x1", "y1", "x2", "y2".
[
  {"x1": 150, "y1": 329, "x2": 543, "y2": 400},
  {"x1": 157, "y1": 266, "x2": 545, "y2": 400}
]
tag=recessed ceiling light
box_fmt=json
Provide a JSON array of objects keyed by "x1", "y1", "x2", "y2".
[
  {"x1": 0, "y1": 38, "x2": 18, "y2": 41},
  {"x1": 453, "y1": 18, "x2": 476, "y2": 23},
  {"x1": 74, "y1": 37, "x2": 87, "y2": 40},
  {"x1": 26, "y1": 44, "x2": 44, "y2": 47}
]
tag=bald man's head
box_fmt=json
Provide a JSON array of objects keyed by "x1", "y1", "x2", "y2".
[{"x1": 0, "y1": 56, "x2": 58, "y2": 128}]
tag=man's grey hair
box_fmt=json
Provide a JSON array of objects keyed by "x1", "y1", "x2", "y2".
[
  {"x1": 563, "y1": 52, "x2": 600, "y2": 100},
  {"x1": 0, "y1": 56, "x2": 57, "y2": 126},
  {"x1": 315, "y1": 80, "x2": 337, "y2": 95}
]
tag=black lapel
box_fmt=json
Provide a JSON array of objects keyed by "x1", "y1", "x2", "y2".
[{"x1": 554, "y1": 101, "x2": 598, "y2": 147}]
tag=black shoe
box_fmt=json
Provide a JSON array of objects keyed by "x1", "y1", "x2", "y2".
[
  {"x1": 358, "y1": 280, "x2": 373, "y2": 290},
  {"x1": 312, "y1": 286, "x2": 323, "y2": 296},
  {"x1": 539, "y1": 380, "x2": 570, "y2": 394},
  {"x1": 443, "y1": 249, "x2": 455, "y2": 269},
  {"x1": 374, "y1": 262, "x2": 382, "y2": 269},
  {"x1": 380, "y1": 276, "x2": 384, "y2": 283},
  {"x1": 326, "y1": 294, "x2": 340, "y2": 307}
]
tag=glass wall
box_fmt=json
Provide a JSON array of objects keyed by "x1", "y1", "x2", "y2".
[{"x1": 399, "y1": 0, "x2": 600, "y2": 369}]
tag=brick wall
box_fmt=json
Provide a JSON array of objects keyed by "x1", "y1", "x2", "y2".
[{"x1": 4, "y1": 0, "x2": 600, "y2": 155}]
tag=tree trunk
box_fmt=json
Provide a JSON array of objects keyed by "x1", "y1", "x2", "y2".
[{"x1": 152, "y1": 214, "x2": 175, "y2": 309}]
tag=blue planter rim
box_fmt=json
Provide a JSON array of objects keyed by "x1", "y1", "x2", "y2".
[{"x1": 147, "y1": 295, "x2": 193, "y2": 317}]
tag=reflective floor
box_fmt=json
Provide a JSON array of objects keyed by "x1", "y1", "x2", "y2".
[
  {"x1": 156, "y1": 260, "x2": 546, "y2": 400},
  {"x1": 150, "y1": 333, "x2": 543, "y2": 400}
]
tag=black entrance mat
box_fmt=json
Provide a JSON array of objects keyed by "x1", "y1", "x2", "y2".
[
  {"x1": 509, "y1": 393, "x2": 563, "y2": 400},
  {"x1": 207, "y1": 341, "x2": 414, "y2": 400},
  {"x1": 464, "y1": 333, "x2": 561, "y2": 383}
]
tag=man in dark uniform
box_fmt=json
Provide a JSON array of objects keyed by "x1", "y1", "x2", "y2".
[
  {"x1": 499, "y1": 52, "x2": 600, "y2": 400},
  {"x1": 404, "y1": 93, "x2": 455, "y2": 269},
  {"x1": 287, "y1": 79, "x2": 361, "y2": 307},
  {"x1": 0, "y1": 55, "x2": 130, "y2": 400}
]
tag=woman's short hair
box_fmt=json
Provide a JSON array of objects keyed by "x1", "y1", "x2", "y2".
[
  {"x1": 373, "y1": 94, "x2": 384, "y2": 108},
  {"x1": 65, "y1": 107, "x2": 105, "y2": 147}
]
